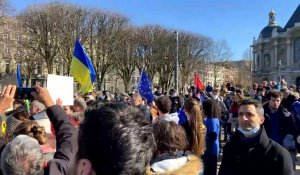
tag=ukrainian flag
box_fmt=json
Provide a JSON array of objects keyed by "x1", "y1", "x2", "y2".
[{"x1": 70, "y1": 39, "x2": 96, "y2": 93}]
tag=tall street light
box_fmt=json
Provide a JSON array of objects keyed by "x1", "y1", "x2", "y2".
[
  {"x1": 174, "y1": 31, "x2": 179, "y2": 92},
  {"x1": 278, "y1": 60, "x2": 281, "y2": 82}
]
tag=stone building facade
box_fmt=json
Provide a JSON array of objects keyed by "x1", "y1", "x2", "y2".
[
  {"x1": 199, "y1": 64, "x2": 225, "y2": 88},
  {"x1": 0, "y1": 16, "x2": 21, "y2": 74},
  {"x1": 252, "y1": 5, "x2": 300, "y2": 86}
]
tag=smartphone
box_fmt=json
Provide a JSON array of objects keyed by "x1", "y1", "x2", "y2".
[{"x1": 14, "y1": 88, "x2": 36, "y2": 100}]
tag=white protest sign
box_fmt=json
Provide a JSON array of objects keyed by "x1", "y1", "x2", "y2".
[{"x1": 47, "y1": 74, "x2": 74, "y2": 106}]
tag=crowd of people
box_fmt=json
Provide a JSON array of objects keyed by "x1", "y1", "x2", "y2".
[{"x1": 0, "y1": 79, "x2": 298, "y2": 175}]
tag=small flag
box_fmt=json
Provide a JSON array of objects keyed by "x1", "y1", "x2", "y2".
[
  {"x1": 70, "y1": 39, "x2": 96, "y2": 93},
  {"x1": 138, "y1": 71, "x2": 153, "y2": 103},
  {"x1": 16, "y1": 64, "x2": 22, "y2": 87},
  {"x1": 194, "y1": 73, "x2": 205, "y2": 91}
]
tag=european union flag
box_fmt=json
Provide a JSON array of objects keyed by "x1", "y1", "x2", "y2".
[
  {"x1": 16, "y1": 64, "x2": 22, "y2": 87},
  {"x1": 137, "y1": 71, "x2": 153, "y2": 103}
]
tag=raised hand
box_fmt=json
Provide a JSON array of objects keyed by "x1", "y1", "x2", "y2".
[
  {"x1": 56, "y1": 98, "x2": 63, "y2": 107},
  {"x1": 0, "y1": 85, "x2": 16, "y2": 114},
  {"x1": 31, "y1": 85, "x2": 55, "y2": 108}
]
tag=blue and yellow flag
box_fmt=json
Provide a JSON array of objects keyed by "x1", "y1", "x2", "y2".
[{"x1": 70, "y1": 39, "x2": 96, "y2": 93}]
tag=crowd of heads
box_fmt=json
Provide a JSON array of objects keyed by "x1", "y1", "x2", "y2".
[{"x1": 0, "y1": 78, "x2": 299, "y2": 174}]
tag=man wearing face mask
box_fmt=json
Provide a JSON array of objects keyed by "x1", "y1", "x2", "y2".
[{"x1": 219, "y1": 99, "x2": 294, "y2": 175}]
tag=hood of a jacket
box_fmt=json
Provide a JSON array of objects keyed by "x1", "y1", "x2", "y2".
[
  {"x1": 160, "y1": 112, "x2": 179, "y2": 124},
  {"x1": 146, "y1": 155, "x2": 203, "y2": 175}
]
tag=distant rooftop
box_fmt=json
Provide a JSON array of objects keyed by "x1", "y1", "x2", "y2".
[{"x1": 283, "y1": 4, "x2": 300, "y2": 31}]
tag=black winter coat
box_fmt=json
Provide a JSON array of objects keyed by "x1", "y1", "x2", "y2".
[
  {"x1": 281, "y1": 94, "x2": 298, "y2": 112},
  {"x1": 44, "y1": 105, "x2": 74, "y2": 175},
  {"x1": 218, "y1": 127, "x2": 294, "y2": 175}
]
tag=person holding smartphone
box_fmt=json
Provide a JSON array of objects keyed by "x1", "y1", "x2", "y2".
[{"x1": 0, "y1": 85, "x2": 74, "y2": 175}]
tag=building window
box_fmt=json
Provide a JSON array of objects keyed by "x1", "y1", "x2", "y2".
[
  {"x1": 17, "y1": 36, "x2": 22, "y2": 43},
  {"x1": 264, "y1": 54, "x2": 271, "y2": 67},
  {"x1": 131, "y1": 77, "x2": 135, "y2": 84},
  {"x1": 294, "y1": 38, "x2": 300, "y2": 62},
  {"x1": 3, "y1": 34, "x2": 9, "y2": 40},
  {"x1": 5, "y1": 61, "x2": 9, "y2": 74},
  {"x1": 4, "y1": 47, "x2": 9, "y2": 55}
]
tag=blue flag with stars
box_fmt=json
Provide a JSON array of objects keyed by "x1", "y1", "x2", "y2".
[{"x1": 138, "y1": 71, "x2": 153, "y2": 103}]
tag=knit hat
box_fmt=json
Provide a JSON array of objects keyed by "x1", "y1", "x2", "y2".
[
  {"x1": 74, "y1": 97, "x2": 87, "y2": 111},
  {"x1": 71, "y1": 112, "x2": 85, "y2": 122},
  {"x1": 5, "y1": 115, "x2": 23, "y2": 135},
  {"x1": 31, "y1": 100, "x2": 46, "y2": 111}
]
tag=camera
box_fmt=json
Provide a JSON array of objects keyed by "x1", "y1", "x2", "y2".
[{"x1": 14, "y1": 88, "x2": 36, "y2": 100}]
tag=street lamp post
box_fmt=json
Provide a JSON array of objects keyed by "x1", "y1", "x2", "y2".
[
  {"x1": 174, "y1": 31, "x2": 179, "y2": 92},
  {"x1": 278, "y1": 60, "x2": 281, "y2": 83}
]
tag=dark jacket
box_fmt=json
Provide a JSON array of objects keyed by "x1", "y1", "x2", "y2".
[
  {"x1": 44, "y1": 105, "x2": 74, "y2": 175},
  {"x1": 281, "y1": 94, "x2": 298, "y2": 112},
  {"x1": 206, "y1": 85, "x2": 213, "y2": 93},
  {"x1": 138, "y1": 104, "x2": 151, "y2": 122},
  {"x1": 263, "y1": 103, "x2": 297, "y2": 145},
  {"x1": 218, "y1": 127, "x2": 294, "y2": 175},
  {"x1": 169, "y1": 96, "x2": 182, "y2": 113}
]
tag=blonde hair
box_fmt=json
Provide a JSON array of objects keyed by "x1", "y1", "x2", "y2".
[
  {"x1": 184, "y1": 98, "x2": 206, "y2": 156},
  {"x1": 291, "y1": 92, "x2": 300, "y2": 99},
  {"x1": 13, "y1": 121, "x2": 48, "y2": 145}
]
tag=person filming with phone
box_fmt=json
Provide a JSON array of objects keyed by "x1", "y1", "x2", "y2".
[{"x1": 0, "y1": 85, "x2": 74, "y2": 175}]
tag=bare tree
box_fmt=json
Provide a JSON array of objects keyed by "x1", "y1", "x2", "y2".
[
  {"x1": 134, "y1": 25, "x2": 162, "y2": 80},
  {"x1": 114, "y1": 27, "x2": 137, "y2": 93},
  {"x1": 58, "y1": 5, "x2": 90, "y2": 75},
  {"x1": 209, "y1": 40, "x2": 232, "y2": 86},
  {"x1": 234, "y1": 49, "x2": 252, "y2": 88},
  {"x1": 0, "y1": 0, "x2": 12, "y2": 19},
  {"x1": 15, "y1": 1, "x2": 222, "y2": 94},
  {"x1": 19, "y1": 3, "x2": 65, "y2": 74},
  {"x1": 155, "y1": 29, "x2": 177, "y2": 92},
  {"x1": 179, "y1": 33, "x2": 212, "y2": 93},
  {"x1": 87, "y1": 11, "x2": 129, "y2": 90},
  {"x1": 20, "y1": 51, "x2": 39, "y2": 86}
]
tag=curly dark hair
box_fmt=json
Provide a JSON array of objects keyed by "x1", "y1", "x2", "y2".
[
  {"x1": 77, "y1": 102, "x2": 156, "y2": 175},
  {"x1": 155, "y1": 95, "x2": 172, "y2": 114}
]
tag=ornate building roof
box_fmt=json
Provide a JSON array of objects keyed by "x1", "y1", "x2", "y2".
[
  {"x1": 259, "y1": 10, "x2": 283, "y2": 39},
  {"x1": 259, "y1": 26, "x2": 283, "y2": 38},
  {"x1": 283, "y1": 4, "x2": 300, "y2": 31}
]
